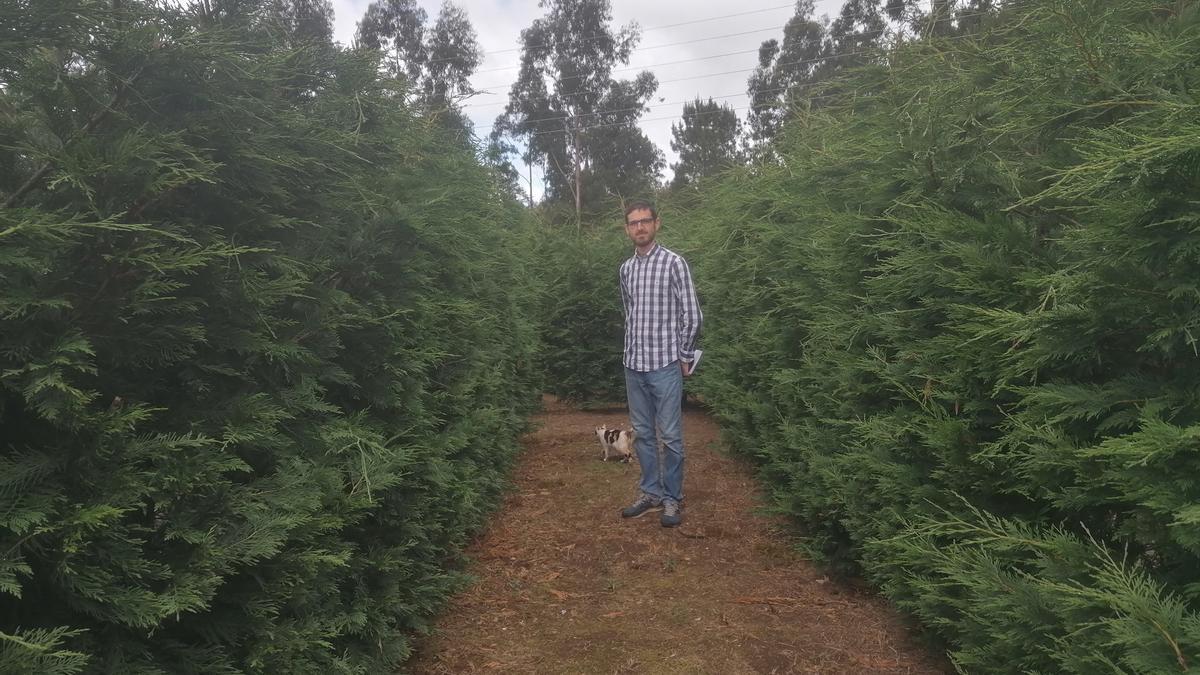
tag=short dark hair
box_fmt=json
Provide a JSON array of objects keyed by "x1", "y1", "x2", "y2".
[{"x1": 623, "y1": 200, "x2": 658, "y2": 223}]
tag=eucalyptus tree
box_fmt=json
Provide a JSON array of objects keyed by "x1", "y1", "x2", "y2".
[
  {"x1": 745, "y1": 0, "x2": 831, "y2": 148},
  {"x1": 356, "y1": 0, "x2": 426, "y2": 80},
  {"x1": 356, "y1": 0, "x2": 481, "y2": 131},
  {"x1": 267, "y1": 0, "x2": 336, "y2": 45},
  {"x1": 827, "y1": 0, "x2": 890, "y2": 56},
  {"x1": 493, "y1": 0, "x2": 663, "y2": 221},
  {"x1": 745, "y1": 0, "x2": 920, "y2": 150},
  {"x1": 669, "y1": 98, "x2": 743, "y2": 190}
]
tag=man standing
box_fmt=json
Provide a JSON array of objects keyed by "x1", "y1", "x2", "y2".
[{"x1": 618, "y1": 200, "x2": 702, "y2": 528}]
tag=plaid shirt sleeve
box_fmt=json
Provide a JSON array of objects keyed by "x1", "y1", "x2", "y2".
[
  {"x1": 672, "y1": 256, "x2": 702, "y2": 363},
  {"x1": 619, "y1": 261, "x2": 631, "y2": 321}
]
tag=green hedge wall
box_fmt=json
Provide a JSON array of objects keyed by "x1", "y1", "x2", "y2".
[
  {"x1": 0, "y1": 3, "x2": 540, "y2": 672},
  {"x1": 676, "y1": 0, "x2": 1200, "y2": 671},
  {"x1": 531, "y1": 221, "x2": 630, "y2": 404}
]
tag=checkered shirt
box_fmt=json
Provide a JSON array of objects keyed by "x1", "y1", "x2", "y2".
[{"x1": 619, "y1": 243, "x2": 703, "y2": 372}]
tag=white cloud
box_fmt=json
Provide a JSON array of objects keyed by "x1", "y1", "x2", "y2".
[{"x1": 330, "y1": 0, "x2": 845, "y2": 198}]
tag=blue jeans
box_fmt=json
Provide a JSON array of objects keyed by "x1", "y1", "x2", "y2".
[{"x1": 625, "y1": 362, "x2": 685, "y2": 503}]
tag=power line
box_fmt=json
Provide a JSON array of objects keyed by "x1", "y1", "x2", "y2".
[
  {"x1": 467, "y1": 46, "x2": 764, "y2": 101},
  {"x1": 433, "y1": 3, "x2": 799, "y2": 66},
  {"x1": 633, "y1": 3, "x2": 796, "y2": 33},
  {"x1": 507, "y1": 90, "x2": 838, "y2": 199},
  {"x1": 468, "y1": 26, "x2": 816, "y2": 96},
  {"x1": 513, "y1": 70, "x2": 868, "y2": 132},
  {"x1": 468, "y1": 2, "x2": 1024, "y2": 113},
  {"x1": 527, "y1": 99, "x2": 797, "y2": 138},
  {"x1": 493, "y1": 85, "x2": 791, "y2": 130},
  {"x1": 472, "y1": 32, "x2": 893, "y2": 115},
  {"x1": 527, "y1": 78, "x2": 910, "y2": 138},
  {"x1": 518, "y1": 11, "x2": 1027, "y2": 138},
  {"x1": 472, "y1": 25, "x2": 789, "y2": 76}
]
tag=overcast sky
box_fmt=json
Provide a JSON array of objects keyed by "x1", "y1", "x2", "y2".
[{"x1": 329, "y1": 0, "x2": 845, "y2": 199}]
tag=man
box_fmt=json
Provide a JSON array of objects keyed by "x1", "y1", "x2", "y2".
[{"x1": 618, "y1": 200, "x2": 702, "y2": 528}]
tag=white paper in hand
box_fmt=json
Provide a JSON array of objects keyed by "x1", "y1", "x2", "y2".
[{"x1": 687, "y1": 349, "x2": 703, "y2": 375}]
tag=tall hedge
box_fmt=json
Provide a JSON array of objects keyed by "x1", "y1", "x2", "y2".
[
  {"x1": 530, "y1": 220, "x2": 629, "y2": 404},
  {"x1": 0, "y1": 2, "x2": 540, "y2": 672},
  {"x1": 675, "y1": 0, "x2": 1200, "y2": 671}
]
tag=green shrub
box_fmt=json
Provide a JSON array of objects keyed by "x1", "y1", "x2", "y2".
[
  {"x1": 0, "y1": 2, "x2": 540, "y2": 672},
  {"x1": 530, "y1": 220, "x2": 631, "y2": 404},
  {"x1": 678, "y1": 0, "x2": 1200, "y2": 670}
]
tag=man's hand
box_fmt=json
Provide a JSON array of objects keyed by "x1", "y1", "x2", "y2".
[{"x1": 680, "y1": 360, "x2": 693, "y2": 378}]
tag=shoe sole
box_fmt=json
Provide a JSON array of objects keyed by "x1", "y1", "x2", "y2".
[
  {"x1": 622, "y1": 505, "x2": 662, "y2": 519},
  {"x1": 661, "y1": 516, "x2": 682, "y2": 528}
]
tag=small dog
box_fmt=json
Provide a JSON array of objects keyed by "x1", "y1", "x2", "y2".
[{"x1": 594, "y1": 425, "x2": 636, "y2": 463}]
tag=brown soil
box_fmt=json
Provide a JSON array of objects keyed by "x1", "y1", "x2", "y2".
[{"x1": 405, "y1": 396, "x2": 947, "y2": 674}]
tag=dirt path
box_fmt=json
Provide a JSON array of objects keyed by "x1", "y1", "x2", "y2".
[{"x1": 406, "y1": 396, "x2": 945, "y2": 674}]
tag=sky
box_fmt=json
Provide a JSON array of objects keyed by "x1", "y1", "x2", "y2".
[{"x1": 329, "y1": 0, "x2": 846, "y2": 199}]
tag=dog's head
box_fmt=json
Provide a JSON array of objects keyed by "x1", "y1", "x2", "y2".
[{"x1": 595, "y1": 425, "x2": 608, "y2": 441}]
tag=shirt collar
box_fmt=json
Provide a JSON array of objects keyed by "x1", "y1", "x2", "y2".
[{"x1": 634, "y1": 243, "x2": 660, "y2": 260}]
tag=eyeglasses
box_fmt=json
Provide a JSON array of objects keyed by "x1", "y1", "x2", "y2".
[{"x1": 626, "y1": 217, "x2": 656, "y2": 228}]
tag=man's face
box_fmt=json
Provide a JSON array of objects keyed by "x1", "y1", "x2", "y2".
[{"x1": 625, "y1": 208, "x2": 659, "y2": 248}]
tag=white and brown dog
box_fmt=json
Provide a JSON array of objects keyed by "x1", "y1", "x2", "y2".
[{"x1": 594, "y1": 425, "x2": 636, "y2": 463}]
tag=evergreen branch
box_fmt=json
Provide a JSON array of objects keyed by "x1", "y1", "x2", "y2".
[{"x1": 3, "y1": 63, "x2": 148, "y2": 209}]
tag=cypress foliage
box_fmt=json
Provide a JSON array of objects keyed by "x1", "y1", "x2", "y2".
[
  {"x1": 528, "y1": 208, "x2": 704, "y2": 405},
  {"x1": 676, "y1": 0, "x2": 1200, "y2": 670},
  {"x1": 0, "y1": 1, "x2": 540, "y2": 672},
  {"x1": 531, "y1": 221, "x2": 629, "y2": 403}
]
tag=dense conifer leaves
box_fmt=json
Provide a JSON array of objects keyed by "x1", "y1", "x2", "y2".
[
  {"x1": 0, "y1": 1, "x2": 540, "y2": 671},
  {"x1": 673, "y1": 0, "x2": 1200, "y2": 670},
  {"x1": 528, "y1": 222, "x2": 628, "y2": 403},
  {"x1": 7, "y1": 0, "x2": 1200, "y2": 670}
]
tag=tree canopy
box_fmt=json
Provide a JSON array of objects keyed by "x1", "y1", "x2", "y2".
[
  {"x1": 356, "y1": 0, "x2": 482, "y2": 132},
  {"x1": 492, "y1": 0, "x2": 663, "y2": 221},
  {"x1": 669, "y1": 97, "x2": 743, "y2": 190}
]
